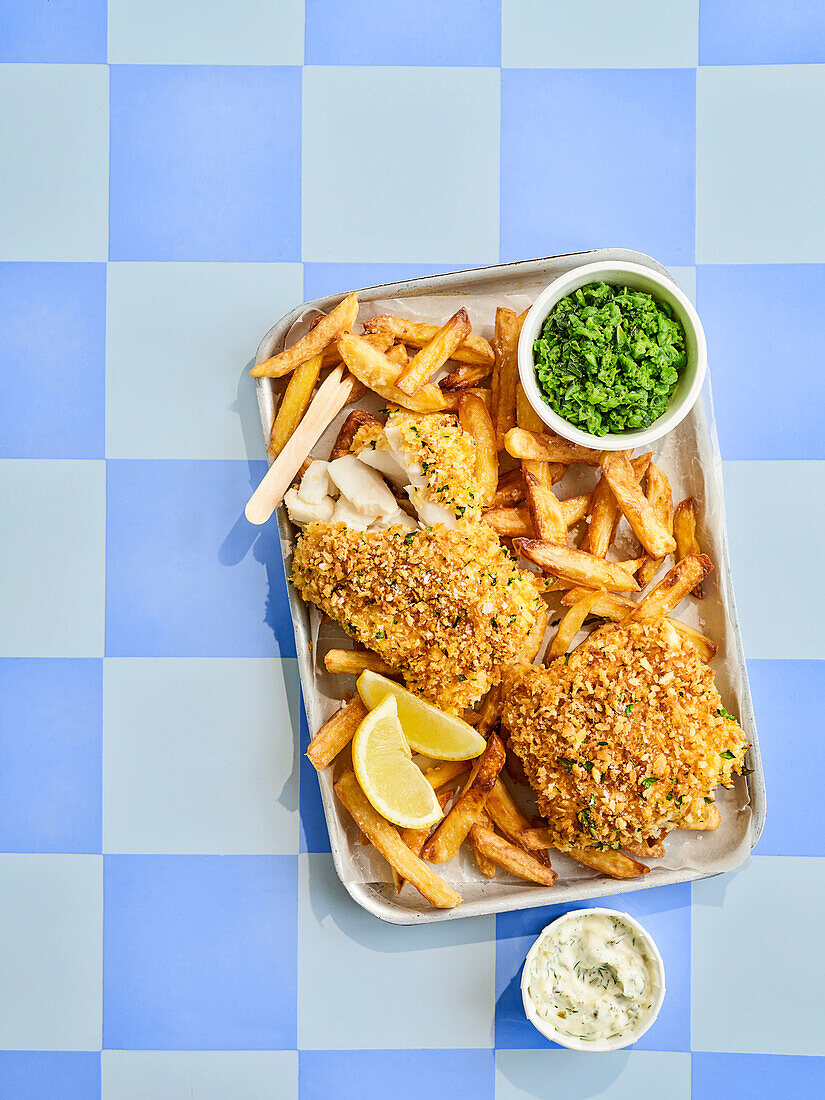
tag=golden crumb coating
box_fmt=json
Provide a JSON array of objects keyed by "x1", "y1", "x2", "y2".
[
  {"x1": 501, "y1": 620, "x2": 748, "y2": 852},
  {"x1": 353, "y1": 411, "x2": 481, "y2": 521},
  {"x1": 291, "y1": 522, "x2": 546, "y2": 711}
]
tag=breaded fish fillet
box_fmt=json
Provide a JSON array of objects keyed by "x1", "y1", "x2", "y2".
[
  {"x1": 291, "y1": 522, "x2": 546, "y2": 712},
  {"x1": 501, "y1": 619, "x2": 748, "y2": 852}
]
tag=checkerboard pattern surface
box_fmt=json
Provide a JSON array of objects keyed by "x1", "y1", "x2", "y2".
[{"x1": 1, "y1": 2, "x2": 824, "y2": 1096}]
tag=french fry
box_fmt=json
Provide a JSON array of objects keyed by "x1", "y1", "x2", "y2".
[
  {"x1": 514, "y1": 539, "x2": 640, "y2": 592},
  {"x1": 673, "y1": 497, "x2": 705, "y2": 598},
  {"x1": 337, "y1": 333, "x2": 451, "y2": 413},
  {"x1": 395, "y1": 308, "x2": 471, "y2": 395},
  {"x1": 628, "y1": 555, "x2": 713, "y2": 625},
  {"x1": 386, "y1": 342, "x2": 409, "y2": 367},
  {"x1": 561, "y1": 493, "x2": 593, "y2": 526},
  {"x1": 334, "y1": 770, "x2": 461, "y2": 908},
  {"x1": 547, "y1": 589, "x2": 606, "y2": 659},
  {"x1": 581, "y1": 452, "x2": 652, "y2": 556},
  {"x1": 624, "y1": 835, "x2": 667, "y2": 858},
  {"x1": 421, "y1": 734, "x2": 506, "y2": 864},
  {"x1": 321, "y1": 331, "x2": 393, "y2": 369},
  {"x1": 458, "y1": 392, "x2": 498, "y2": 506},
  {"x1": 524, "y1": 601, "x2": 548, "y2": 662},
  {"x1": 504, "y1": 428, "x2": 602, "y2": 466},
  {"x1": 424, "y1": 760, "x2": 471, "y2": 792},
  {"x1": 491, "y1": 308, "x2": 520, "y2": 449},
  {"x1": 518, "y1": 827, "x2": 555, "y2": 849},
  {"x1": 636, "y1": 464, "x2": 674, "y2": 588},
  {"x1": 566, "y1": 847, "x2": 649, "y2": 879},
  {"x1": 396, "y1": 790, "x2": 453, "y2": 893},
  {"x1": 268, "y1": 351, "x2": 324, "y2": 457},
  {"x1": 363, "y1": 314, "x2": 494, "y2": 366},
  {"x1": 306, "y1": 696, "x2": 368, "y2": 770},
  {"x1": 471, "y1": 831, "x2": 497, "y2": 878},
  {"x1": 516, "y1": 381, "x2": 546, "y2": 434},
  {"x1": 491, "y1": 469, "x2": 526, "y2": 508},
  {"x1": 343, "y1": 377, "x2": 368, "y2": 405},
  {"x1": 476, "y1": 684, "x2": 502, "y2": 737},
  {"x1": 523, "y1": 469, "x2": 566, "y2": 543},
  {"x1": 600, "y1": 451, "x2": 677, "y2": 558},
  {"x1": 251, "y1": 292, "x2": 358, "y2": 378},
  {"x1": 468, "y1": 821, "x2": 558, "y2": 886},
  {"x1": 439, "y1": 362, "x2": 492, "y2": 391},
  {"x1": 483, "y1": 506, "x2": 533, "y2": 538},
  {"x1": 484, "y1": 780, "x2": 550, "y2": 866},
  {"x1": 559, "y1": 588, "x2": 718, "y2": 661},
  {"x1": 324, "y1": 650, "x2": 396, "y2": 677},
  {"x1": 329, "y1": 409, "x2": 382, "y2": 461}
]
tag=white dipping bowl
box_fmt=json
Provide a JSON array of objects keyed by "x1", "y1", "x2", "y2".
[
  {"x1": 520, "y1": 907, "x2": 666, "y2": 1053},
  {"x1": 517, "y1": 260, "x2": 707, "y2": 451}
]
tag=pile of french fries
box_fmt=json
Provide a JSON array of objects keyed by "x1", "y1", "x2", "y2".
[{"x1": 254, "y1": 291, "x2": 717, "y2": 910}]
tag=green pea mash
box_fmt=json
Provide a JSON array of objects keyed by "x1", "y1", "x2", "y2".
[{"x1": 533, "y1": 281, "x2": 687, "y2": 437}]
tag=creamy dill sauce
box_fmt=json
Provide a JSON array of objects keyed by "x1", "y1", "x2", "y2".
[{"x1": 527, "y1": 914, "x2": 657, "y2": 1042}]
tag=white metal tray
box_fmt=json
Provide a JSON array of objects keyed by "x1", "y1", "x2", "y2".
[{"x1": 253, "y1": 249, "x2": 766, "y2": 924}]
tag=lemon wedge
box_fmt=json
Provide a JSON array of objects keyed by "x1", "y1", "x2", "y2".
[
  {"x1": 357, "y1": 670, "x2": 487, "y2": 761},
  {"x1": 351, "y1": 695, "x2": 444, "y2": 829}
]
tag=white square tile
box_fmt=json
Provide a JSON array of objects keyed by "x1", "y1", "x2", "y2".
[
  {"x1": 0, "y1": 855, "x2": 102, "y2": 1050},
  {"x1": 102, "y1": 1051, "x2": 297, "y2": 1099},
  {"x1": 299, "y1": 854, "x2": 495, "y2": 1048},
  {"x1": 692, "y1": 856, "x2": 825, "y2": 1054},
  {"x1": 0, "y1": 65, "x2": 108, "y2": 260},
  {"x1": 103, "y1": 658, "x2": 300, "y2": 854},
  {"x1": 108, "y1": 0, "x2": 304, "y2": 65},
  {"x1": 0, "y1": 460, "x2": 105, "y2": 656},
  {"x1": 698, "y1": 65, "x2": 825, "y2": 262},
  {"x1": 302, "y1": 66, "x2": 500, "y2": 263},
  {"x1": 722, "y1": 461, "x2": 825, "y2": 659},
  {"x1": 503, "y1": 0, "x2": 699, "y2": 68},
  {"x1": 495, "y1": 1050, "x2": 691, "y2": 1099},
  {"x1": 667, "y1": 265, "x2": 696, "y2": 304},
  {"x1": 106, "y1": 263, "x2": 302, "y2": 459}
]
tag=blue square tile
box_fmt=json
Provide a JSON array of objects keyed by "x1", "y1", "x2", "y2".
[
  {"x1": 697, "y1": 65, "x2": 825, "y2": 263},
  {"x1": 0, "y1": 0, "x2": 106, "y2": 62},
  {"x1": 692, "y1": 856, "x2": 825, "y2": 1054},
  {"x1": 699, "y1": 1, "x2": 825, "y2": 66},
  {"x1": 106, "y1": 262, "x2": 301, "y2": 459},
  {"x1": 495, "y1": 1050, "x2": 691, "y2": 1099},
  {"x1": 298, "y1": 687, "x2": 331, "y2": 855},
  {"x1": 722, "y1": 461, "x2": 825, "y2": 659},
  {"x1": 109, "y1": 66, "x2": 300, "y2": 261},
  {"x1": 501, "y1": 69, "x2": 695, "y2": 266},
  {"x1": 0, "y1": 854, "x2": 102, "y2": 1049},
  {"x1": 0, "y1": 460, "x2": 105, "y2": 657},
  {"x1": 302, "y1": 262, "x2": 471, "y2": 303},
  {"x1": 503, "y1": 1, "x2": 698, "y2": 68},
  {"x1": 0, "y1": 65, "x2": 108, "y2": 261},
  {"x1": 302, "y1": 67, "x2": 500, "y2": 263},
  {"x1": 0, "y1": 1052, "x2": 100, "y2": 1099},
  {"x1": 495, "y1": 884, "x2": 690, "y2": 1051},
  {"x1": 299, "y1": 855, "x2": 495, "y2": 1049},
  {"x1": 103, "y1": 657, "x2": 299, "y2": 854},
  {"x1": 1, "y1": 263, "x2": 105, "y2": 459},
  {"x1": 105, "y1": 460, "x2": 295, "y2": 658},
  {"x1": 692, "y1": 1053, "x2": 825, "y2": 1099},
  {"x1": 0, "y1": 659, "x2": 101, "y2": 854},
  {"x1": 103, "y1": 855, "x2": 297, "y2": 1049},
  {"x1": 300, "y1": 1050, "x2": 494, "y2": 1100},
  {"x1": 698, "y1": 265, "x2": 825, "y2": 460},
  {"x1": 102, "y1": 1051, "x2": 298, "y2": 1099},
  {"x1": 746, "y1": 660, "x2": 824, "y2": 856},
  {"x1": 108, "y1": 0, "x2": 304, "y2": 64},
  {"x1": 306, "y1": 0, "x2": 501, "y2": 65}
]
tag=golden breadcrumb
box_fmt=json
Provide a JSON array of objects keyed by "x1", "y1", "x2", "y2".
[
  {"x1": 501, "y1": 620, "x2": 748, "y2": 852},
  {"x1": 352, "y1": 410, "x2": 481, "y2": 521},
  {"x1": 292, "y1": 522, "x2": 546, "y2": 711}
]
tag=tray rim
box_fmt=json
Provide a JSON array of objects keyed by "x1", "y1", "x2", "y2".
[{"x1": 253, "y1": 248, "x2": 766, "y2": 925}]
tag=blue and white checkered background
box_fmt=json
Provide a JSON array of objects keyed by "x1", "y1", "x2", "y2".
[{"x1": 1, "y1": 2, "x2": 824, "y2": 1097}]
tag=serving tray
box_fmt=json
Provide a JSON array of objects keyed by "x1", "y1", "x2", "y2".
[{"x1": 253, "y1": 249, "x2": 766, "y2": 924}]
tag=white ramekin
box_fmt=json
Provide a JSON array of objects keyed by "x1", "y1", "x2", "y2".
[
  {"x1": 517, "y1": 260, "x2": 707, "y2": 451},
  {"x1": 520, "y1": 906, "x2": 666, "y2": 1052}
]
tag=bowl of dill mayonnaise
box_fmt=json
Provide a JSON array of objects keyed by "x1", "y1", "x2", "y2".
[{"x1": 521, "y1": 908, "x2": 665, "y2": 1052}]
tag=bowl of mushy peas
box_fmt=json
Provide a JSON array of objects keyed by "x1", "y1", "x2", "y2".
[{"x1": 517, "y1": 260, "x2": 707, "y2": 450}]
